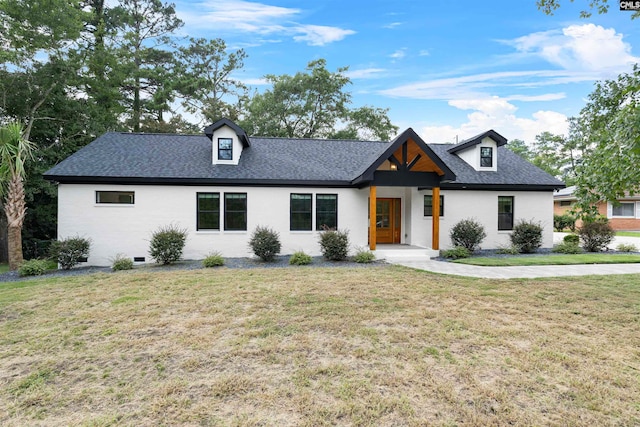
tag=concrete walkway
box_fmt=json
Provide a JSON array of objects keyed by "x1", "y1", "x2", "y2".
[{"x1": 385, "y1": 233, "x2": 640, "y2": 279}]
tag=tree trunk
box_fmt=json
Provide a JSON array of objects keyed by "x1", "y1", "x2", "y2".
[
  {"x1": 0, "y1": 203, "x2": 8, "y2": 264},
  {"x1": 8, "y1": 224, "x2": 22, "y2": 270},
  {"x1": 5, "y1": 174, "x2": 27, "y2": 270}
]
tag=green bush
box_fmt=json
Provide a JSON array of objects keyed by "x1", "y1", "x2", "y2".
[
  {"x1": 203, "y1": 252, "x2": 225, "y2": 267},
  {"x1": 616, "y1": 243, "x2": 638, "y2": 253},
  {"x1": 554, "y1": 214, "x2": 576, "y2": 232},
  {"x1": 49, "y1": 236, "x2": 91, "y2": 270},
  {"x1": 495, "y1": 245, "x2": 520, "y2": 255},
  {"x1": 111, "y1": 254, "x2": 133, "y2": 271},
  {"x1": 318, "y1": 229, "x2": 349, "y2": 261},
  {"x1": 440, "y1": 246, "x2": 471, "y2": 259},
  {"x1": 353, "y1": 249, "x2": 375, "y2": 263},
  {"x1": 149, "y1": 224, "x2": 188, "y2": 265},
  {"x1": 249, "y1": 226, "x2": 281, "y2": 262},
  {"x1": 289, "y1": 251, "x2": 312, "y2": 265},
  {"x1": 510, "y1": 220, "x2": 543, "y2": 253},
  {"x1": 578, "y1": 219, "x2": 615, "y2": 252},
  {"x1": 563, "y1": 234, "x2": 580, "y2": 244},
  {"x1": 450, "y1": 218, "x2": 486, "y2": 252},
  {"x1": 552, "y1": 242, "x2": 583, "y2": 254},
  {"x1": 18, "y1": 259, "x2": 50, "y2": 277}
]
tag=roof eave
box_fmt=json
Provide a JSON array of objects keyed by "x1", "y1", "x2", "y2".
[{"x1": 447, "y1": 129, "x2": 508, "y2": 154}]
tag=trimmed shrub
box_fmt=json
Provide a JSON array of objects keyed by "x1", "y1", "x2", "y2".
[
  {"x1": 318, "y1": 229, "x2": 349, "y2": 261},
  {"x1": 563, "y1": 234, "x2": 580, "y2": 244},
  {"x1": 495, "y1": 244, "x2": 520, "y2": 255},
  {"x1": 510, "y1": 220, "x2": 543, "y2": 254},
  {"x1": 49, "y1": 236, "x2": 91, "y2": 270},
  {"x1": 203, "y1": 252, "x2": 225, "y2": 267},
  {"x1": 450, "y1": 218, "x2": 486, "y2": 252},
  {"x1": 18, "y1": 259, "x2": 49, "y2": 277},
  {"x1": 552, "y1": 242, "x2": 583, "y2": 254},
  {"x1": 440, "y1": 246, "x2": 471, "y2": 259},
  {"x1": 579, "y1": 219, "x2": 615, "y2": 252},
  {"x1": 353, "y1": 249, "x2": 375, "y2": 263},
  {"x1": 111, "y1": 254, "x2": 133, "y2": 271},
  {"x1": 617, "y1": 243, "x2": 638, "y2": 253},
  {"x1": 249, "y1": 226, "x2": 281, "y2": 262},
  {"x1": 554, "y1": 214, "x2": 576, "y2": 232},
  {"x1": 149, "y1": 224, "x2": 188, "y2": 265},
  {"x1": 289, "y1": 251, "x2": 312, "y2": 265}
]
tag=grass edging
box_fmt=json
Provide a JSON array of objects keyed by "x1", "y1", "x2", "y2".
[{"x1": 452, "y1": 253, "x2": 640, "y2": 266}]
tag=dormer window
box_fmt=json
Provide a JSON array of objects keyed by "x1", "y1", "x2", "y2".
[
  {"x1": 480, "y1": 147, "x2": 493, "y2": 167},
  {"x1": 218, "y1": 138, "x2": 233, "y2": 160}
]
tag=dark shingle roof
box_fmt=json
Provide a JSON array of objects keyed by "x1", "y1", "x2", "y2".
[
  {"x1": 44, "y1": 130, "x2": 564, "y2": 189},
  {"x1": 44, "y1": 132, "x2": 389, "y2": 184},
  {"x1": 430, "y1": 144, "x2": 563, "y2": 187}
]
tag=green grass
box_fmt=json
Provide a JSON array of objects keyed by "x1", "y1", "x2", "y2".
[
  {"x1": 0, "y1": 263, "x2": 7, "y2": 274},
  {"x1": 454, "y1": 253, "x2": 640, "y2": 266},
  {"x1": 616, "y1": 231, "x2": 640, "y2": 237},
  {"x1": 1, "y1": 267, "x2": 639, "y2": 426}
]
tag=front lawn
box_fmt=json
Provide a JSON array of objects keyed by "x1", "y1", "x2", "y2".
[
  {"x1": 1, "y1": 267, "x2": 639, "y2": 426},
  {"x1": 453, "y1": 253, "x2": 640, "y2": 266},
  {"x1": 616, "y1": 231, "x2": 640, "y2": 238}
]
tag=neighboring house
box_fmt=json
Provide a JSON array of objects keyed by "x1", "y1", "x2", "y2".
[
  {"x1": 554, "y1": 186, "x2": 640, "y2": 231},
  {"x1": 44, "y1": 118, "x2": 564, "y2": 266}
]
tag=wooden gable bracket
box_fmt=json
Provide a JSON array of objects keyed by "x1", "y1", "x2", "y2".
[{"x1": 388, "y1": 142, "x2": 423, "y2": 172}]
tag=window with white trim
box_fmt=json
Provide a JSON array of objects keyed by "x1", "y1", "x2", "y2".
[{"x1": 612, "y1": 202, "x2": 635, "y2": 217}]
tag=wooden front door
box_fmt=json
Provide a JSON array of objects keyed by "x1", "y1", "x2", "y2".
[{"x1": 376, "y1": 198, "x2": 401, "y2": 244}]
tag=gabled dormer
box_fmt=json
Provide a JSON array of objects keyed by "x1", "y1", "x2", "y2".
[
  {"x1": 447, "y1": 130, "x2": 507, "y2": 172},
  {"x1": 204, "y1": 118, "x2": 251, "y2": 165}
]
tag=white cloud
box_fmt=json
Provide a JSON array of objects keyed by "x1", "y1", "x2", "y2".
[
  {"x1": 292, "y1": 25, "x2": 356, "y2": 46},
  {"x1": 382, "y1": 23, "x2": 638, "y2": 102},
  {"x1": 240, "y1": 77, "x2": 269, "y2": 85},
  {"x1": 509, "y1": 23, "x2": 639, "y2": 74},
  {"x1": 344, "y1": 68, "x2": 387, "y2": 79},
  {"x1": 177, "y1": 0, "x2": 355, "y2": 46},
  {"x1": 380, "y1": 70, "x2": 573, "y2": 100},
  {"x1": 419, "y1": 97, "x2": 568, "y2": 144},
  {"x1": 419, "y1": 50, "x2": 430, "y2": 56},
  {"x1": 383, "y1": 22, "x2": 402, "y2": 29},
  {"x1": 389, "y1": 48, "x2": 407, "y2": 59}
]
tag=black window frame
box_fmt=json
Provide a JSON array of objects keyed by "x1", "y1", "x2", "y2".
[
  {"x1": 498, "y1": 196, "x2": 514, "y2": 231},
  {"x1": 480, "y1": 147, "x2": 493, "y2": 168},
  {"x1": 316, "y1": 194, "x2": 338, "y2": 230},
  {"x1": 424, "y1": 194, "x2": 444, "y2": 217},
  {"x1": 218, "y1": 137, "x2": 233, "y2": 161},
  {"x1": 290, "y1": 193, "x2": 313, "y2": 231},
  {"x1": 224, "y1": 193, "x2": 247, "y2": 231},
  {"x1": 196, "y1": 192, "x2": 220, "y2": 231},
  {"x1": 95, "y1": 191, "x2": 135, "y2": 204},
  {"x1": 559, "y1": 200, "x2": 572, "y2": 207}
]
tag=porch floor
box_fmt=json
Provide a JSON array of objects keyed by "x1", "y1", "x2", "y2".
[{"x1": 373, "y1": 244, "x2": 439, "y2": 260}]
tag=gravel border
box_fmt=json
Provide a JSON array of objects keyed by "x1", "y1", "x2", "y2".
[{"x1": 0, "y1": 256, "x2": 388, "y2": 283}]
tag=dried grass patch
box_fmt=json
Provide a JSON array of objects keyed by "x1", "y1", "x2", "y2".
[{"x1": 1, "y1": 266, "x2": 639, "y2": 426}]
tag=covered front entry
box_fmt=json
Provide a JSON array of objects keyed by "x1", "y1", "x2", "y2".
[
  {"x1": 376, "y1": 198, "x2": 401, "y2": 244},
  {"x1": 360, "y1": 128, "x2": 456, "y2": 251}
]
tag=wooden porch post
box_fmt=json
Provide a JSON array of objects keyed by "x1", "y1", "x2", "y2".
[
  {"x1": 432, "y1": 186, "x2": 440, "y2": 250},
  {"x1": 369, "y1": 186, "x2": 377, "y2": 250}
]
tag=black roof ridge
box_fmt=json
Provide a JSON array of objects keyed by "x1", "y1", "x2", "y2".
[
  {"x1": 250, "y1": 135, "x2": 390, "y2": 143},
  {"x1": 114, "y1": 131, "x2": 205, "y2": 137}
]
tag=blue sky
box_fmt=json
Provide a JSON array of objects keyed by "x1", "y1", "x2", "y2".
[{"x1": 173, "y1": 0, "x2": 639, "y2": 143}]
